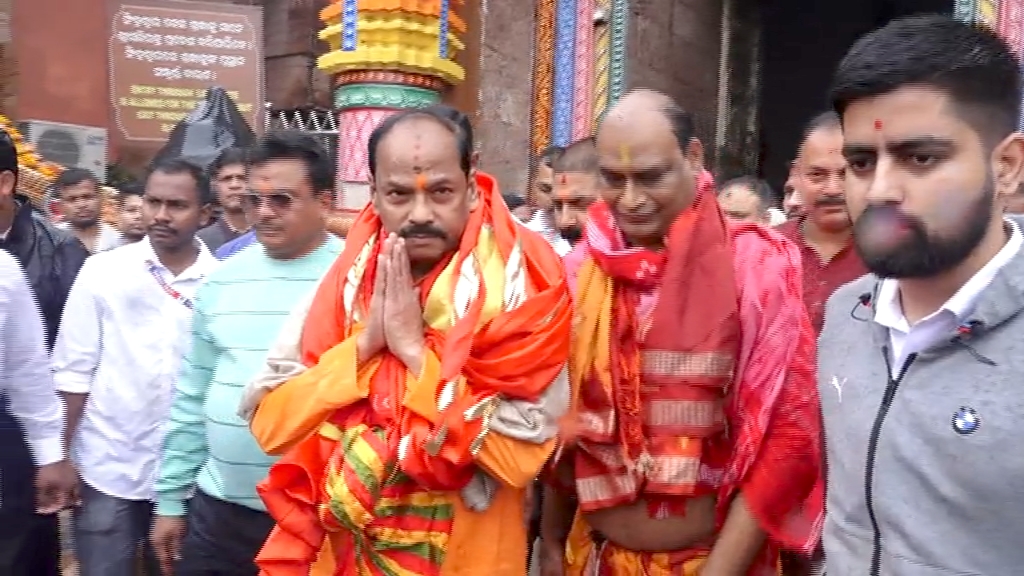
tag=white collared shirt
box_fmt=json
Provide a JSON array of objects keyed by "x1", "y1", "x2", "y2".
[
  {"x1": 0, "y1": 251, "x2": 65, "y2": 466},
  {"x1": 524, "y1": 210, "x2": 572, "y2": 256},
  {"x1": 52, "y1": 238, "x2": 217, "y2": 500},
  {"x1": 57, "y1": 222, "x2": 124, "y2": 253},
  {"x1": 874, "y1": 218, "x2": 1023, "y2": 371}
]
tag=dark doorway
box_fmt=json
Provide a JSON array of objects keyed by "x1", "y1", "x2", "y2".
[{"x1": 757, "y1": 0, "x2": 952, "y2": 194}]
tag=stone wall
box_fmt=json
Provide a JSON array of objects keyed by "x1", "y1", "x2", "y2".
[
  {"x1": 474, "y1": 0, "x2": 537, "y2": 194},
  {"x1": 261, "y1": 0, "x2": 331, "y2": 110},
  {"x1": 626, "y1": 0, "x2": 723, "y2": 162},
  {"x1": 716, "y1": 0, "x2": 761, "y2": 180}
]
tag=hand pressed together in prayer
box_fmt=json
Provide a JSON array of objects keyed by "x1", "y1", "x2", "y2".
[{"x1": 357, "y1": 233, "x2": 426, "y2": 374}]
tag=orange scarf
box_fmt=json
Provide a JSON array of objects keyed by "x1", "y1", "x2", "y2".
[{"x1": 256, "y1": 172, "x2": 572, "y2": 575}]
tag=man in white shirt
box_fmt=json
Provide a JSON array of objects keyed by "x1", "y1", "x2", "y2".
[
  {"x1": 53, "y1": 158, "x2": 217, "y2": 576},
  {"x1": 524, "y1": 145, "x2": 572, "y2": 256},
  {"x1": 0, "y1": 250, "x2": 76, "y2": 575},
  {"x1": 53, "y1": 167, "x2": 123, "y2": 253},
  {"x1": 115, "y1": 183, "x2": 146, "y2": 245}
]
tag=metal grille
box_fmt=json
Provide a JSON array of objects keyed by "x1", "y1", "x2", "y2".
[{"x1": 264, "y1": 106, "x2": 339, "y2": 162}]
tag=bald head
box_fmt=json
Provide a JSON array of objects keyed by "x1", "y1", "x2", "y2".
[
  {"x1": 602, "y1": 89, "x2": 697, "y2": 154},
  {"x1": 609, "y1": 88, "x2": 675, "y2": 115},
  {"x1": 593, "y1": 89, "x2": 704, "y2": 248}
]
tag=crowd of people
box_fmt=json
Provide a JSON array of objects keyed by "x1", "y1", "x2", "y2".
[{"x1": 2, "y1": 13, "x2": 1024, "y2": 576}]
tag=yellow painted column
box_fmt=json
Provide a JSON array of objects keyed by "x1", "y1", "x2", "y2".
[{"x1": 318, "y1": 0, "x2": 467, "y2": 213}]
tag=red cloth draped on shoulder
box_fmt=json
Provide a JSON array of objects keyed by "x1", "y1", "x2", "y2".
[
  {"x1": 256, "y1": 171, "x2": 573, "y2": 575},
  {"x1": 558, "y1": 172, "x2": 822, "y2": 570},
  {"x1": 569, "y1": 185, "x2": 740, "y2": 515},
  {"x1": 724, "y1": 220, "x2": 823, "y2": 555}
]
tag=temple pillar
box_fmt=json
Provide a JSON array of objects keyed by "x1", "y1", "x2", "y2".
[
  {"x1": 317, "y1": 0, "x2": 467, "y2": 213},
  {"x1": 529, "y1": 0, "x2": 627, "y2": 156}
]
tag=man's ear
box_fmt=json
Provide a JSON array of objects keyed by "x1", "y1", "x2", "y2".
[
  {"x1": 199, "y1": 202, "x2": 213, "y2": 225},
  {"x1": 467, "y1": 168, "x2": 479, "y2": 211},
  {"x1": 994, "y1": 132, "x2": 1024, "y2": 201},
  {"x1": 0, "y1": 170, "x2": 16, "y2": 199},
  {"x1": 684, "y1": 138, "x2": 705, "y2": 175},
  {"x1": 316, "y1": 189, "x2": 334, "y2": 211},
  {"x1": 369, "y1": 175, "x2": 382, "y2": 212}
]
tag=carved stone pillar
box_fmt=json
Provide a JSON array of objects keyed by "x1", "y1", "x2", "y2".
[{"x1": 317, "y1": 0, "x2": 467, "y2": 213}]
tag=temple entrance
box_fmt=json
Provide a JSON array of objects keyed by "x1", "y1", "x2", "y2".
[{"x1": 757, "y1": 0, "x2": 951, "y2": 191}]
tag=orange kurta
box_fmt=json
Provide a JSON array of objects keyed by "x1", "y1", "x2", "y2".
[{"x1": 251, "y1": 172, "x2": 572, "y2": 576}]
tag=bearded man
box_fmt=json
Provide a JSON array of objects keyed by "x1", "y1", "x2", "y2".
[
  {"x1": 539, "y1": 89, "x2": 823, "y2": 576},
  {"x1": 820, "y1": 16, "x2": 1024, "y2": 575},
  {"x1": 243, "y1": 105, "x2": 572, "y2": 575}
]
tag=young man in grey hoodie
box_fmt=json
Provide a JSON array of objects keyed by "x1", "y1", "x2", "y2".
[{"x1": 819, "y1": 14, "x2": 1024, "y2": 576}]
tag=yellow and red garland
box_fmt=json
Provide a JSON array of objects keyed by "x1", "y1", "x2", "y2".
[{"x1": 0, "y1": 114, "x2": 63, "y2": 179}]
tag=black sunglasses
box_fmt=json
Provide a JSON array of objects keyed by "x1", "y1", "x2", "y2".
[{"x1": 241, "y1": 190, "x2": 296, "y2": 211}]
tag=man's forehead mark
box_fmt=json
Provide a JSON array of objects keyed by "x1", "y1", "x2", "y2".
[
  {"x1": 415, "y1": 173, "x2": 428, "y2": 191},
  {"x1": 559, "y1": 174, "x2": 567, "y2": 185},
  {"x1": 874, "y1": 119, "x2": 883, "y2": 130},
  {"x1": 619, "y1": 144, "x2": 631, "y2": 166}
]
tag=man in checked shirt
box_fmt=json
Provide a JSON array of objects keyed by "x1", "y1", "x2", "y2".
[{"x1": 0, "y1": 250, "x2": 76, "y2": 576}]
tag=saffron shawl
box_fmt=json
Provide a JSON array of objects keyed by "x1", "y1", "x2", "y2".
[{"x1": 255, "y1": 173, "x2": 572, "y2": 575}]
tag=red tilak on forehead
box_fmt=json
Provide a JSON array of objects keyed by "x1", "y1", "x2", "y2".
[
  {"x1": 559, "y1": 174, "x2": 566, "y2": 185},
  {"x1": 874, "y1": 119, "x2": 883, "y2": 130},
  {"x1": 415, "y1": 173, "x2": 427, "y2": 190}
]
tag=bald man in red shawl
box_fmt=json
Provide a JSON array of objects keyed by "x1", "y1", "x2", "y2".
[
  {"x1": 538, "y1": 90, "x2": 823, "y2": 576},
  {"x1": 243, "y1": 107, "x2": 572, "y2": 575}
]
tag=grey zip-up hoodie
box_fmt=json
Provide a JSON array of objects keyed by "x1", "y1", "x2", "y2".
[{"x1": 819, "y1": 221, "x2": 1024, "y2": 576}]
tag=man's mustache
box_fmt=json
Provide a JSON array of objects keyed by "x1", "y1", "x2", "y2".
[
  {"x1": 815, "y1": 195, "x2": 847, "y2": 207},
  {"x1": 399, "y1": 224, "x2": 447, "y2": 240}
]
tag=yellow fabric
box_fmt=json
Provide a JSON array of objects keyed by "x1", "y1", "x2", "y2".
[
  {"x1": 564, "y1": 513, "x2": 707, "y2": 576},
  {"x1": 254, "y1": 224, "x2": 555, "y2": 574},
  {"x1": 317, "y1": 12, "x2": 467, "y2": 83},
  {"x1": 305, "y1": 354, "x2": 532, "y2": 573},
  {"x1": 566, "y1": 259, "x2": 614, "y2": 431},
  {"x1": 420, "y1": 225, "x2": 506, "y2": 331},
  {"x1": 301, "y1": 348, "x2": 534, "y2": 576},
  {"x1": 270, "y1": 346, "x2": 539, "y2": 576}
]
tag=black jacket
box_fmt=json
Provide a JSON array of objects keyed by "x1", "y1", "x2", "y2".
[
  {"x1": 0, "y1": 196, "x2": 89, "y2": 349},
  {"x1": 0, "y1": 196, "x2": 88, "y2": 513}
]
